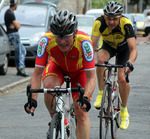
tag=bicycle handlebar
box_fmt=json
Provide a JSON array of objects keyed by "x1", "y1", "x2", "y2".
[
  {"x1": 26, "y1": 83, "x2": 85, "y2": 116},
  {"x1": 95, "y1": 61, "x2": 130, "y2": 83},
  {"x1": 95, "y1": 61, "x2": 124, "y2": 68}
]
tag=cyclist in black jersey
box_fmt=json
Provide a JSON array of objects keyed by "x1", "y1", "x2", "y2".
[{"x1": 91, "y1": 1, "x2": 138, "y2": 130}]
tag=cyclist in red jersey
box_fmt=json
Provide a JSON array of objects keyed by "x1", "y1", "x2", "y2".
[{"x1": 24, "y1": 10, "x2": 96, "y2": 139}]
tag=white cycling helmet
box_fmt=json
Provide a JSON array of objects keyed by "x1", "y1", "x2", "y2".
[
  {"x1": 50, "y1": 10, "x2": 78, "y2": 35},
  {"x1": 104, "y1": 1, "x2": 123, "y2": 16}
]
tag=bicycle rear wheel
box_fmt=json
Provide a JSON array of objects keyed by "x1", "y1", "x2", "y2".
[
  {"x1": 111, "y1": 92, "x2": 121, "y2": 139},
  {"x1": 50, "y1": 113, "x2": 62, "y2": 139},
  {"x1": 99, "y1": 84, "x2": 111, "y2": 139}
]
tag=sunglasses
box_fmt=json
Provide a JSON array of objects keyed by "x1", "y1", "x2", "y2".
[
  {"x1": 104, "y1": 15, "x2": 121, "y2": 21},
  {"x1": 54, "y1": 33, "x2": 74, "y2": 40}
]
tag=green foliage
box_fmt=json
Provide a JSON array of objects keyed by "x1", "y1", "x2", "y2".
[
  {"x1": 129, "y1": 0, "x2": 149, "y2": 5},
  {"x1": 92, "y1": 0, "x2": 123, "y2": 9}
]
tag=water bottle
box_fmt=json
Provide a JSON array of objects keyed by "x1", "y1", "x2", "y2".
[{"x1": 64, "y1": 118, "x2": 70, "y2": 138}]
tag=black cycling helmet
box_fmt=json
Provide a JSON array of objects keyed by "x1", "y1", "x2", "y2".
[
  {"x1": 10, "y1": 0, "x2": 18, "y2": 7},
  {"x1": 50, "y1": 10, "x2": 78, "y2": 35},
  {"x1": 104, "y1": 1, "x2": 123, "y2": 16}
]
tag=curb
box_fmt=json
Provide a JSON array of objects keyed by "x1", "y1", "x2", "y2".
[{"x1": 0, "y1": 77, "x2": 31, "y2": 94}]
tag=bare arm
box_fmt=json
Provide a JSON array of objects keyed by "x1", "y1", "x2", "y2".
[
  {"x1": 12, "y1": 20, "x2": 21, "y2": 30},
  {"x1": 127, "y1": 37, "x2": 138, "y2": 64},
  {"x1": 25, "y1": 66, "x2": 44, "y2": 114},
  {"x1": 84, "y1": 69, "x2": 96, "y2": 98},
  {"x1": 91, "y1": 35, "x2": 99, "y2": 50},
  {"x1": 30, "y1": 66, "x2": 45, "y2": 100},
  {"x1": 125, "y1": 37, "x2": 138, "y2": 74}
]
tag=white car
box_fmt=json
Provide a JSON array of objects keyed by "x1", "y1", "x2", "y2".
[
  {"x1": 0, "y1": 24, "x2": 10, "y2": 75},
  {"x1": 85, "y1": 9, "x2": 104, "y2": 19},
  {"x1": 76, "y1": 14, "x2": 95, "y2": 36},
  {"x1": 0, "y1": 1, "x2": 57, "y2": 61},
  {"x1": 131, "y1": 13, "x2": 145, "y2": 35}
]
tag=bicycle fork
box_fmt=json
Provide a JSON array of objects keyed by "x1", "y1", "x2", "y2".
[{"x1": 56, "y1": 96, "x2": 66, "y2": 139}]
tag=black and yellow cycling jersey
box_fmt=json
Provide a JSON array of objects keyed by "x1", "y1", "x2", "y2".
[{"x1": 91, "y1": 15, "x2": 135, "y2": 49}]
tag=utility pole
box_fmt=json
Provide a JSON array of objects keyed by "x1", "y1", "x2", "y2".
[
  {"x1": 125, "y1": 0, "x2": 128, "y2": 13},
  {"x1": 123, "y1": 0, "x2": 128, "y2": 13},
  {"x1": 139, "y1": 0, "x2": 143, "y2": 13},
  {"x1": 85, "y1": 0, "x2": 89, "y2": 13}
]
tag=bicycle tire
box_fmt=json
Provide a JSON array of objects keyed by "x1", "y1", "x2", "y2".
[
  {"x1": 111, "y1": 92, "x2": 121, "y2": 139},
  {"x1": 50, "y1": 113, "x2": 62, "y2": 139},
  {"x1": 69, "y1": 104, "x2": 77, "y2": 139},
  {"x1": 99, "y1": 84, "x2": 111, "y2": 139}
]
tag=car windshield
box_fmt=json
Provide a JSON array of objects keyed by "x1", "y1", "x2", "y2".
[
  {"x1": 0, "y1": 5, "x2": 46, "y2": 26},
  {"x1": 134, "y1": 15, "x2": 145, "y2": 22},
  {"x1": 77, "y1": 17, "x2": 94, "y2": 26},
  {"x1": 86, "y1": 13, "x2": 103, "y2": 19},
  {"x1": 123, "y1": 14, "x2": 132, "y2": 22},
  {"x1": 15, "y1": 7, "x2": 46, "y2": 26}
]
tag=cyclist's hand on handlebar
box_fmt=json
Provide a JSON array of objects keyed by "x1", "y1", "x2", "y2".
[
  {"x1": 124, "y1": 62, "x2": 134, "y2": 83},
  {"x1": 77, "y1": 96, "x2": 91, "y2": 112},
  {"x1": 124, "y1": 61, "x2": 134, "y2": 74},
  {"x1": 24, "y1": 99, "x2": 37, "y2": 116}
]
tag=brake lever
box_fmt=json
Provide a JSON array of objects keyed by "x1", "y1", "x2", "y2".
[
  {"x1": 27, "y1": 84, "x2": 34, "y2": 116},
  {"x1": 124, "y1": 64, "x2": 129, "y2": 83},
  {"x1": 77, "y1": 83, "x2": 84, "y2": 107},
  {"x1": 125, "y1": 73, "x2": 129, "y2": 83}
]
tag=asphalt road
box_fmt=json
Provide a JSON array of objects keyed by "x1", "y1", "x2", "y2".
[{"x1": 0, "y1": 42, "x2": 150, "y2": 139}]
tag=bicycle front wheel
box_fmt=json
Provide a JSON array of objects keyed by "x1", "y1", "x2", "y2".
[
  {"x1": 99, "y1": 84, "x2": 111, "y2": 139},
  {"x1": 69, "y1": 104, "x2": 76, "y2": 139},
  {"x1": 111, "y1": 92, "x2": 121, "y2": 139},
  {"x1": 50, "y1": 113, "x2": 61, "y2": 139}
]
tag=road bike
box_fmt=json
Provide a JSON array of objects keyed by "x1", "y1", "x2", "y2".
[
  {"x1": 95, "y1": 61, "x2": 130, "y2": 139},
  {"x1": 26, "y1": 76, "x2": 85, "y2": 139}
]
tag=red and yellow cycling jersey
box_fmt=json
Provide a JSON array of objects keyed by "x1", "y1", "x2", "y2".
[
  {"x1": 35, "y1": 31, "x2": 95, "y2": 72},
  {"x1": 91, "y1": 15, "x2": 135, "y2": 49}
]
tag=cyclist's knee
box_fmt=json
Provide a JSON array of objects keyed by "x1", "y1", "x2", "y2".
[
  {"x1": 97, "y1": 50, "x2": 110, "y2": 63},
  {"x1": 43, "y1": 76, "x2": 60, "y2": 88},
  {"x1": 44, "y1": 93, "x2": 55, "y2": 116},
  {"x1": 97, "y1": 56, "x2": 105, "y2": 64},
  {"x1": 75, "y1": 110, "x2": 88, "y2": 123},
  {"x1": 118, "y1": 76, "x2": 126, "y2": 85},
  {"x1": 74, "y1": 99, "x2": 89, "y2": 123}
]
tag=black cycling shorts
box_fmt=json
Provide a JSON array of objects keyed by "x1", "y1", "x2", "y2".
[
  {"x1": 144, "y1": 27, "x2": 150, "y2": 36},
  {"x1": 99, "y1": 41, "x2": 130, "y2": 65}
]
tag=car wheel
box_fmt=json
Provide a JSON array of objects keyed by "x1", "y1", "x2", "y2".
[{"x1": 0, "y1": 55, "x2": 8, "y2": 75}]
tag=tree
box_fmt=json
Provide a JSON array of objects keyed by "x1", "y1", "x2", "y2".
[
  {"x1": 130, "y1": 0, "x2": 150, "y2": 5},
  {"x1": 92, "y1": 0, "x2": 123, "y2": 9},
  {"x1": 129, "y1": 0, "x2": 150, "y2": 12}
]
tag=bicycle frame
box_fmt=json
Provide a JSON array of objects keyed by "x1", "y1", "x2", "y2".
[
  {"x1": 55, "y1": 88, "x2": 66, "y2": 138},
  {"x1": 26, "y1": 76, "x2": 84, "y2": 139},
  {"x1": 96, "y1": 61, "x2": 127, "y2": 139},
  {"x1": 52, "y1": 86, "x2": 74, "y2": 139}
]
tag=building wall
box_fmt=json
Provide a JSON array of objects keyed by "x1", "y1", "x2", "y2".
[
  {"x1": 2, "y1": 0, "x2": 91, "y2": 14},
  {"x1": 57, "y1": 0, "x2": 85, "y2": 14}
]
